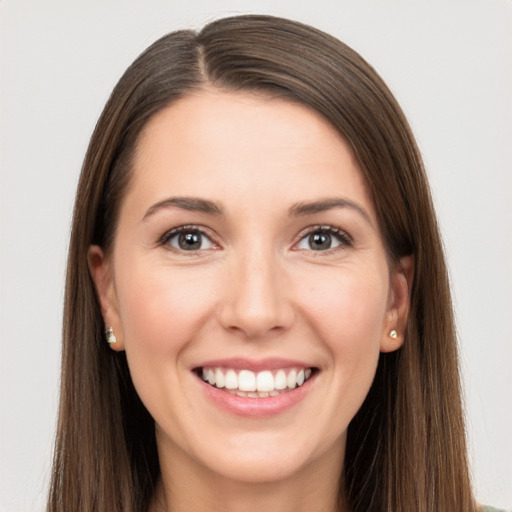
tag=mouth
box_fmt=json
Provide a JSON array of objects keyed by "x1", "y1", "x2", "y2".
[{"x1": 194, "y1": 366, "x2": 317, "y2": 398}]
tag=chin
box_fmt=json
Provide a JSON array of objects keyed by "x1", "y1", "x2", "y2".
[
  {"x1": 201, "y1": 450, "x2": 315, "y2": 484},
  {"x1": 181, "y1": 426, "x2": 345, "y2": 486}
]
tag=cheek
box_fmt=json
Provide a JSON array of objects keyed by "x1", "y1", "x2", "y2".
[
  {"x1": 302, "y1": 271, "x2": 387, "y2": 426},
  {"x1": 115, "y1": 260, "x2": 218, "y2": 357},
  {"x1": 113, "y1": 260, "x2": 220, "y2": 433},
  {"x1": 301, "y1": 267, "x2": 389, "y2": 346},
  {"x1": 297, "y1": 266, "x2": 388, "y2": 397}
]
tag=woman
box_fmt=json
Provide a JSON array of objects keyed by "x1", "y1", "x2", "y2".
[{"x1": 46, "y1": 14, "x2": 496, "y2": 512}]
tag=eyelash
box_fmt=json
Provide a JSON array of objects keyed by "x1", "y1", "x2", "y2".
[
  {"x1": 158, "y1": 224, "x2": 352, "y2": 253},
  {"x1": 159, "y1": 225, "x2": 219, "y2": 253},
  {"x1": 294, "y1": 225, "x2": 353, "y2": 253}
]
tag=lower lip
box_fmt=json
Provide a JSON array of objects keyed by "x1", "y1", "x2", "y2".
[{"x1": 197, "y1": 374, "x2": 315, "y2": 417}]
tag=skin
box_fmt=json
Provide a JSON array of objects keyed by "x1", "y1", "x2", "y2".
[{"x1": 89, "y1": 89, "x2": 413, "y2": 512}]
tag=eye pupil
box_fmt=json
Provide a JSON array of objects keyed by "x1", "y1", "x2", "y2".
[
  {"x1": 309, "y1": 232, "x2": 331, "y2": 250},
  {"x1": 179, "y1": 231, "x2": 202, "y2": 250}
]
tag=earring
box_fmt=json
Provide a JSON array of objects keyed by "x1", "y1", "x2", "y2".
[
  {"x1": 105, "y1": 327, "x2": 117, "y2": 345},
  {"x1": 389, "y1": 329, "x2": 398, "y2": 339}
]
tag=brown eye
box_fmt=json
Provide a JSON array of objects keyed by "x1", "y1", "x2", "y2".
[
  {"x1": 178, "y1": 231, "x2": 202, "y2": 250},
  {"x1": 295, "y1": 226, "x2": 352, "y2": 252},
  {"x1": 308, "y1": 232, "x2": 332, "y2": 251},
  {"x1": 163, "y1": 228, "x2": 216, "y2": 252}
]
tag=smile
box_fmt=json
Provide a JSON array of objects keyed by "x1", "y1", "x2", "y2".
[{"x1": 197, "y1": 367, "x2": 314, "y2": 398}]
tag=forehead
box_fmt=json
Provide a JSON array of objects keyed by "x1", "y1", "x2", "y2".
[{"x1": 125, "y1": 89, "x2": 375, "y2": 221}]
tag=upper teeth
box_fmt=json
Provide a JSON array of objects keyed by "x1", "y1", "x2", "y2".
[{"x1": 201, "y1": 367, "x2": 312, "y2": 393}]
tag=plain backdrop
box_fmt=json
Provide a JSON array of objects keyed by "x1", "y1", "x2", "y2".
[{"x1": 1, "y1": 1, "x2": 511, "y2": 511}]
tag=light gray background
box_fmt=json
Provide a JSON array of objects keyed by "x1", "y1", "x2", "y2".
[{"x1": 1, "y1": 1, "x2": 511, "y2": 511}]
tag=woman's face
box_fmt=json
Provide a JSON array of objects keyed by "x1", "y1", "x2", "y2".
[{"x1": 90, "y1": 90, "x2": 411, "y2": 487}]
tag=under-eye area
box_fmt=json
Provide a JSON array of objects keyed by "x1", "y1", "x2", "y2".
[{"x1": 194, "y1": 367, "x2": 318, "y2": 398}]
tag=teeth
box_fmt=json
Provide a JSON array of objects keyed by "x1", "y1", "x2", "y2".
[
  {"x1": 199, "y1": 366, "x2": 314, "y2": 396},
  {"x1": 239, "y1": 370, "x2": 256, "y2": 392},
  {"x1": 225, "y1": 369, "x2": 238, "y2": 390},
  {"x1": 274, "y1": 369, "x2": 287, "y2": 390},
  {"x1": 287, "y1": 369, "x2": 297, "y2": 389},
  {"x1": 256, "y1": 370, "x2": 274, "y2": 392},
  {"x1": 215, "y1": 368, "x2": 225, "y2": 388},
  {"x1": 231, "y1": 390, "x2": 277, "y2": 398}
]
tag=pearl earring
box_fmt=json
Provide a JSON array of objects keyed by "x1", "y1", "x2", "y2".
[
  {"x1": 389, "y1": 329, "x2": 398, "y2": 339},
  {"x1": 105, "y1": 327, "x2": 117, "y2": 345}
]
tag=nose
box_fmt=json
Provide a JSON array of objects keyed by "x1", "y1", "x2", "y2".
[{"x1": 217, "y1": 249, "x2": 295, "y2": 339}]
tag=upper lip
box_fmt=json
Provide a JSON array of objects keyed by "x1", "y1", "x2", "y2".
[{"x1": 192, "y1": 357, "x2": 315, "y2": 372}]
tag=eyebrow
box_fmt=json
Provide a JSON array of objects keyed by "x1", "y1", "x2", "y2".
[
  {"x1": 288, "y1": 197, "x2": 373, "y2": 226},
  {"x1": 142, "y1": 195, "x2": 373, "y2": 226},
  {"x1": 143, "y1": 197, "x2": 223, "y2": 220}
]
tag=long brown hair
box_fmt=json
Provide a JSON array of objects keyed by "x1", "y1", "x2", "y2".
[{"x1": 47, "y1": 14, "x2": 475, "y2": 512}]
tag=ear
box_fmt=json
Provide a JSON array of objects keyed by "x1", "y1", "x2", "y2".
[
  {"x1": 380, "y1": 255, "x2": 414, "y2": 353},
  {"x1": 88, "y1": 245, "x2": 125, "y2": 351}
]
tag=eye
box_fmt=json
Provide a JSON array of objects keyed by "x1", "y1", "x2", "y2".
[
  {"x1": 161, "y1": 226, "x2": 217, "y2": 252},
  {"x1": 295, "y1": 226, "x2": 352, "y2": 252}
]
